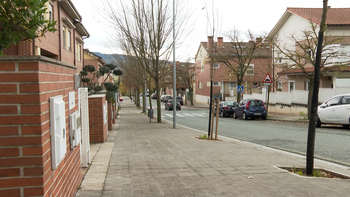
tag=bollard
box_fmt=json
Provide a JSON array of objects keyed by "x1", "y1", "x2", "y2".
[{"x1": 148, "y1": 109, "x2": 153, "y2": 122}]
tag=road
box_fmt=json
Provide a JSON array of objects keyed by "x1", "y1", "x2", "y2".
[{"x1": 147, "y1": 99, "x2": 350, "y2": 167}]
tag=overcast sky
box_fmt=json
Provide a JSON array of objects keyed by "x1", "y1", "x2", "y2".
[{"x1": 72, "y1": 0, "x2": 350, "y2": 61}]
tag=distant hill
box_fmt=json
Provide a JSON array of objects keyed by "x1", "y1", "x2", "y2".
[{"x1": 92, "y1": 52, "x2": 127, "y2": 64}]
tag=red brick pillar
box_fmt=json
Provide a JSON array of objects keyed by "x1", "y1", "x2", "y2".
[{"x1": 88, "y1": 94, "x2": 108, "y2": 143}]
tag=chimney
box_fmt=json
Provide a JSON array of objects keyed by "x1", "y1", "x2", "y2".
[
  {"x1": 217, "y1": 37, "x2": 223, "y2": 48},
  {"x1": 256, "y1": 37, "x2": 263, "y2": 46},
  {"x1": 207, "y1": 36, "x2": 213, "y2": 49}
]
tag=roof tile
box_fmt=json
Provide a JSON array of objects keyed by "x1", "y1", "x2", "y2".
[{"x1": 287, "y1": 7, "x2": 350, "y2": 25}]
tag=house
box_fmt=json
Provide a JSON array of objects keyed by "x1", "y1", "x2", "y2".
[
  {"x1": 83, "y1": 49, "x2": 107, "y2": 87},
  {"x1": 0, "y1": 0, "x2": 90, "y2": 196},
  {"x1": 268, "y1": 7, "x2": 350, "y2": 93},
  {"x1": 194, "y1": 36, "x2": 271, "y2": 104}
]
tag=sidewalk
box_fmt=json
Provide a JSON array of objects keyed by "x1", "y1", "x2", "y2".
[{"x1": 76, "y1": 97, "x2": 350, "y2": 197}]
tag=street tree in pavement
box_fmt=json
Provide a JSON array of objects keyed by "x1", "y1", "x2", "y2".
[{"x1": 103, "y1": 0, "x2": 192, "y2": 123}]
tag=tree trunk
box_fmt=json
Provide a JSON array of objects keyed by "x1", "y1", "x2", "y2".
[
  {"x1": 307, "y1": 83, "x2": 313, "y2": 119},
  {"x1": 306, "y1": 0, "x2": 328, "y2": 176},
  {"x1": 156, "y1": 79, "x2": 162, "y2": 123}
]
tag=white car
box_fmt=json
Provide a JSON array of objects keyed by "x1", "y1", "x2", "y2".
[{"x1": 317, "y1": 94, "x2": 350, "y2": 128}]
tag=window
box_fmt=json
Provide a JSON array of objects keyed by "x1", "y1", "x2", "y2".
[
  {"x1": 198, "y1": 81, "x2": 203, "y2": 89},
  {"x1": 200, "y1": 63, "x2": 204, "y2": 73},
  {"x1": 342, "y1": 96, "x2": 350, "y2": 104},
  {"x1": 288, "y1": 81, "x2": 295, "y2": 92},
  {"x1": 76, "y1": 42, "x2": 81, "y2": 62},
  {"x1": 326, "y1": 97, "x2": 341, "y2": 106},
  {"x1": 277, "y1": 81, "x2": 282, "y2": 91},
  {"x1": 228, "y1": 82, "x2": 236, "y2": 89},
  {"x1": 62, "y1": 26, "x2": 66, "y2": 49},
  {"x1": 63, "y1": 26, "x2": 71, "y2": 51},
  {"x1": 213, "y1": 82, "x2": 220, "y2": 86},
  {"x1": 67, "y1": 30, "x2": 71, "y2": 51},
  {"x1": 213, "y1": 63, "x2": 219, "y2": 69},
  {"x1": 49, "y1": 3, "x2": 53, "y2": 21},
  {"x1": 245, "y1": 64, "x2": 254, "y2": 76},
  {"x1": 305, "y1": 81, "x2": 310, "y2": 91},
  {"x1": 44, "y1": 2, "x2": 53, "y2": 21}
]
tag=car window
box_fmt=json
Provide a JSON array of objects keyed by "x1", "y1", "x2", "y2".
[
  {"x1": 326, "y1": 97, "x2": 341, "y2": 106},
  {"x1": 341, "y1": 96, "x2": 350, "y2": 104}
]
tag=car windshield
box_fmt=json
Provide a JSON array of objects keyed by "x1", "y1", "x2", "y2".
[
  {"x1": 249, "y1": 100, "x2": 264, "y2": 106},
  {"x1": 224, "y1": 102, "x2": 237, "y2": 106}
]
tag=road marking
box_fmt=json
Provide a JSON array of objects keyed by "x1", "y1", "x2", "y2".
[{"x1": 184, "y1": 113, "x2": 194, "y2": 117}]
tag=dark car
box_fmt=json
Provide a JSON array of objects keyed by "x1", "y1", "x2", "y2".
[
  {"x1": 162, "y1": 95, "x2": 172, "y2": 102},
  {"x1": 215, "y1": 101, "x2": 238, "y2": 117},
  {"x1": 233, "y1": 99, "x2": 267, "y2": 120},
  {"x1": 165, "y1": 100, "x2": 181, "y2": 111},
  {"x1": 176, "y1": 96, "x2": 184, "y2": 105}
]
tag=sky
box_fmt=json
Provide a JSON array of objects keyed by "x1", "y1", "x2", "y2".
[{"x1": 71, "y1": 0, "x2": 350, "y2": 61}]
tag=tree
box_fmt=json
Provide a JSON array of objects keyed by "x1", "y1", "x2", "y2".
[
  {"x1": 0, "y1": 0, "x2": 57, "y2": 54},
  {"x1": 104, "y1": 0, "x2": 191, "y2": 123},
  {"x1": 272, "y1": 20, "x2": 349, "y2": 118},
  {"x1": 215, "y1": 29, "x2": 270, "y2": 103},
  {"x1": 113, "y1": 55, "x2": 146, "y2": 108},
  {"x1": 306, "y1": 0, "x2": 328, "y2": 176},
  {"x1": 80, "y1": 64, "x2": 121, "y2": 102},
  {"x1": 176, "y1": 61, "x2": 196, "y2": 105}
]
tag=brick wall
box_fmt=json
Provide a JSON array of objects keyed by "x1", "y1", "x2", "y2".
[
  {"x1": 88, "y1": 95, "x2": 108, "y2": 143},
  {"x1": 0, "y1": 56, "x2": 81, "y2": 197}
]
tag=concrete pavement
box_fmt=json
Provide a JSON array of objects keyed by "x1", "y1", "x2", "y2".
[{"x1": 76, "y1": 97, "x2": 350, "y2": 197}]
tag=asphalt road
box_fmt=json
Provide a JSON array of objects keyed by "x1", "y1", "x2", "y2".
[{"x1": 152, "y1": 101, "x2": 350, "y2": 167}]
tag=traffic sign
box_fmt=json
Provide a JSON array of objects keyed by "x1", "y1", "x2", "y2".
[
  {"x1": 237, "y1": 86, "x2": 244, "y2": 93},
  {"x1": 262, "y1": 73, "x2": 272, "y2": 83}
]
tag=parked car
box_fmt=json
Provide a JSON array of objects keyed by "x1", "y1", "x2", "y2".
[
  {"x1": 233, "y1": 99, "x2": 267, "y2": 120},
  {"x1": 176, "y1": 96, "x2": 184, "y2": 105},
  {"x1": 151, "y1": 93, "x2": 157, "y2": 99},
  {"x1": 215, "y1": 101, "x2": 238, "y2": 117},
  {"x1": 165, "y1": 100, "x2": 181, "y2": 111},
  {"x1": 161, "y1": 95, "x2": 172, "y2": 102},
  {"x1": 317, "y1": 94, "x2": 350, "y2": 128}
]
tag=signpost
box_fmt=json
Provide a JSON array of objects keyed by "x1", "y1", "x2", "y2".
[
  {"x1": 237, "y1": 86, "x2": 244, "y2": 93},
  {"x1": 262, "y1": 73, "x2": 273, "y2": 103}
]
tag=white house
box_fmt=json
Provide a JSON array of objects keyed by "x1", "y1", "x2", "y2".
[{"x1": 244, "y1": 7, "x2": 350, "y2": 114}]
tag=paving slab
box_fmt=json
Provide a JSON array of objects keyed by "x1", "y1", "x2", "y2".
[{"x1": 76, "y1": 97, "x2": 350, "y2": 197}]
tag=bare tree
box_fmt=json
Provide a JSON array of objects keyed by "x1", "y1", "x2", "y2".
[
  {"x1": 103, "y1": 0, "x2": 191, "y2": 123},
  {"x1": 215, "y1": 29, "x2": 270, "y2": 103},
  {"x1": 176, "y1": 61, "x2": 197, "y2": 105},
  {"x1": 114, "y1": 55, "x2": 145, "y2": 107},
  {"x1": 272, "y1": 22, "x2": 349, "y2": 118}
]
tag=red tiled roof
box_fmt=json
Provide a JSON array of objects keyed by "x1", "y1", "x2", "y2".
[
  {"x1": 278, "y1": 65, "x2": 350, "y2": 75},
  {"x1": 287, "y1": 7, "x2": 350, "y2": 26}
]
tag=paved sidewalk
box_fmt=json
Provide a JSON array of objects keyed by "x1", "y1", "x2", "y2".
[{"x1": 76, "y1": 97, "x2": 350, "y2": 197}]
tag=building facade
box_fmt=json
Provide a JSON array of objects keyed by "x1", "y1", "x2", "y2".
[{"x1": 0, "y1": 0, "x2": 90, "y2": 196}]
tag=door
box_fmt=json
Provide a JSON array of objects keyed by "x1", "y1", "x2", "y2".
[
  {"x1": 319, "y1": 96, "x2": 341, "y2": 124},
  {"x1": 79, "y1": 88, "x2": 90, "y2": 167},
  {"x1": 336, "y1": 96, "x2": 350, "y2": 124}
]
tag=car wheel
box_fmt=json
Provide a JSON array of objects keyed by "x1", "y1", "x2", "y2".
[
  {"x1": 262, "y1": 116, "x2": 267, "y2": 120},
  {"x1": 316, "y1": 117, "x2": 321, "y2": 128},
  {"x1": 243, "y1": 113, "x2": 247, "y2": 120},
  {"x1": 233, "y1": 112, "x2": 237, "y2": 119}
]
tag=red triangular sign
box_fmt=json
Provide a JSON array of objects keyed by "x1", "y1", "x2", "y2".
[{"x1": 262, "y1": 73, "x2": 272, "y2": 83}]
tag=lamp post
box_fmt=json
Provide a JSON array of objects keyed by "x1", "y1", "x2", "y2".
[{"x1": 172, "y1": 0, "x2": 176, "y2": 128}]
